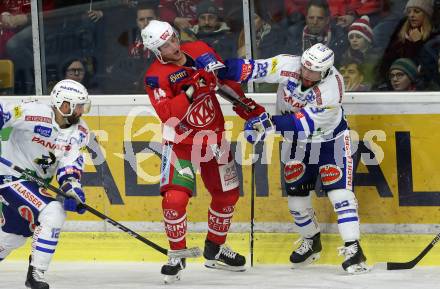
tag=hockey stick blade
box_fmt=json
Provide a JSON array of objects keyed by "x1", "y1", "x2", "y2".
[
  {"x1": 168, "y1": 247, "x2": 202, "y2": 258},
  {"x1": 0, "y1": 156, "x2": 203, "y2": 258},
  {"x1": 386, "y1": 232, "x2": 440, "y2": 270}
]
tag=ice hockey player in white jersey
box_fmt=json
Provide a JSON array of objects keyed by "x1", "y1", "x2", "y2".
[
  {"x1": 0, "y1": 79, "x2": 91, "y2": 288},
  {"x1": 218, "y1": 43, "x2": 368, "y2": 274}
]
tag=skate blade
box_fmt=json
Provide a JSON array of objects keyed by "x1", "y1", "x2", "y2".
[
  {"x1": 291, "y1": 252, "x2": 321, "y2": 269},
  {"x1": 163, "y1": 271, "x2": 182, "y2": 284},
  {"x1": 204, "y1": 260, "x2": 246, "y2": 272},
  {"x1": 345, "y1": 262, "x2": 370, "y2": 274},
  {"x1": 168, "y1": 247, "x2": 202, "y2": 258}
]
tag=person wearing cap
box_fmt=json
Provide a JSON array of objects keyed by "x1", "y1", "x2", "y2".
[
  {"x1": 376, "y1": 0, "x2": 434, "y2": 86},
  {"x1": 388, "y1": 58, "x2": 419, "y2": 91},
  {"x1": 189, "y1": 0, "x2": 236, "y2": 59},
  {"x1": 342, "y1": 15, "x2": 379, "y2": 84}
]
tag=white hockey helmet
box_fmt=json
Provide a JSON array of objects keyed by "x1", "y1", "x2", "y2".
[
  {"x1": 301, "y1": 43, "x2": 334, "y2": 79},
  {"x1": 50, "y1": 79, "x2": 91, "y2": 117},
  {"x1": 141, "y1": 20, "x2": 176, "y2": 63}
]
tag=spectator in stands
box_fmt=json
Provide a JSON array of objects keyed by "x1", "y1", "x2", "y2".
[
  {"x1": 376, "y1": 0, "x2": 434, "y2": 87},
  {"x1": 339, "y1": 58, "x2": 371, "y2": 91},
  {"x1": 287, "y1": 0, "x2": 347, "y2": 64},
  {"x1": 342, "y1": 15, "x2": 379, "y2": 81},
  {"x1": 1, "y1": 0, "x2": 55, "y2": 94},
  {"x1": 159, "y1": 0, "x2": 224, "y2": 41},
  {"x1": 388, "y1": 58, "x2": 420, "y2": 91},
  {"x1": 189, "y1": 0, "x2": 236, "y2": 59},
  {"x1": 237, "y1": 11, "x2": 287, "y2": 58},
  {"x1": 102, "y1": 1, "x2": 157, "y2": 93}
]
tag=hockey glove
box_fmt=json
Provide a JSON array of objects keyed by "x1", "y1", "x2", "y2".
[
  {"x1": 180, "y1": 69, "x2": 217, "y2": 103},
  {"x1": 233, "y1": 98, "x2": 266, "y2": 121},
  {"x1": 244, "y1": 112, "x2": 275, "y2": 144},
  {"x1": 60, "y1": 178, "x2": 86, "y2": 214},
  {"x1": 195, "y1": 52, "x2": 226, "y2": 73}
]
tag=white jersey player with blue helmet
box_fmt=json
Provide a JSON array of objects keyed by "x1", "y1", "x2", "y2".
[
  {"x1": 0, "y1": 79, "x2": 91, "y2": 289},
  {"x1": 219, "y1": 43, "x2": 368, "y2": 274}
]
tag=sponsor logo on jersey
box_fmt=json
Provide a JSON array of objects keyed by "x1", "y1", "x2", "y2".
[
  {"x1": 39, "y1": 187, "x2": 53, "y2": 198},
  {"x1": 145, "y1": 76, "x2": 159, "y2": 88},
  {"x1": 284, "y1": 161, "x2": 306, "y2": 183},
  {"x1": 319, "y1": 165, "x2": 342, "y2": 186},
  {"x1": 169, "y1": 69, "x2": 188, "y2": 83},
  {"x1": 312, "y1": 86, "x2": 322, "y2": 105},
  {"x1": 163, "y1": 209, "x2": 179, "y2": 219},
  {"x1": 280, "y1": 70, "x2": 300, "y2": 79},
  {"x1": 25, "y1": 115, "x2": 52, "y2": 124},
  {"x1": 13, "y1": 106, "x2": 22, "y2": 118},
  {"x1": 11, "y1": 183, "x2": 44, "y2": 210},
  {"x1": 187, "y1": 97, "x2": 216, "y2": 127},
  {"x1": 18, "y1": 205, "x2": 37, "y2": 232},
  {"x1": 32, "y1": 136, "x2": 70, "y2": 151},
  {"x1": 240, "y1": 63, "x2": 253, "y2": 81},
  {"x1": 34, "y1": 125, "x2": 52, "y2": 137},
  {"x1": 286, "y1": 80, "x2": 298, "y2": 93}
]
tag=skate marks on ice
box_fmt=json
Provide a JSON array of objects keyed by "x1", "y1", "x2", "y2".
[{"x1": 1, "y1": 261, "x2": 440, "y2": 289}]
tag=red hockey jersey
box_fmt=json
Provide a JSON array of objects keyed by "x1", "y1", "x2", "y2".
[{"x1": 144, "y1": 40, "x2": 243, "y2": 145}]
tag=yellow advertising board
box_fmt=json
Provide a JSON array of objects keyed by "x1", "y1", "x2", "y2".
[{"x1": 74, "y1": 114, "x2": 440, "y2": 225}]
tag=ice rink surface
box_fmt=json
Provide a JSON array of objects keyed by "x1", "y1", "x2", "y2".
[{"x1": 2, "y1": 261, "x2": 440, "y2": 289}]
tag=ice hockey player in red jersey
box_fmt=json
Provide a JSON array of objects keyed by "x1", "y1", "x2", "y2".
[{"x1": 141, "y1": 20, "x2": 269, "y2": 283}]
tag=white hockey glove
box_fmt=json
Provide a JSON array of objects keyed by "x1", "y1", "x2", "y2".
[{"x1": 60, "y1": 178, "x2": 86, "y2": 214}]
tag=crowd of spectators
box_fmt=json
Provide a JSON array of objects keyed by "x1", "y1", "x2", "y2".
[{"x1": 1, "y1": 0, "x2": 440, "y2": 94}]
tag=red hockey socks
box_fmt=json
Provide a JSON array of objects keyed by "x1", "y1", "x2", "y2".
[{"x1": 162, "y1": 190, "x2": 189, "y2": 250}]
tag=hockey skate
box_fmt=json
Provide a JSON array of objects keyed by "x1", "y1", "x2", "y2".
[
  {"x1": 290, "y1": 233, "x2": 322, "y2": 268},
  {"x1": 25, "y1": 256, "x2": 49, "y2": 289},
  {"x1": 161, "y1": 256, "x2": 186, "y2": 284},
  {"x1": 338, "y1": 240, "x2": 369, "y2": 274},
  {"x1": 203, "y1": 239, "x2": 246, "y2": 272}
]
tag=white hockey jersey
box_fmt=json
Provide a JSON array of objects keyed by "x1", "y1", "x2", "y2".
[
  {"x1": 0, "y1": 101, "x2": 89, "y2": 184},
  {"x1": 240, "y1": 54, "x2": 347, "y2": 142}
]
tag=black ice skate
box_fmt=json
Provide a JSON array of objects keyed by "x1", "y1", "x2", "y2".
[
  {"x1": 161, "y1": 257, "x2": 186, "y2": 284},
  {"x1": 25, "y1": 256, "x2": 49, "y2": 289},
  {"x1": 290, "y1": 233, "x2": 322, "y2": 268},
  {"x1": 338, "y1": 240, "x2": 369, "y2": 274},
  {"x1": 203, "y1": 239, "x2": 246, "y2": 272}
]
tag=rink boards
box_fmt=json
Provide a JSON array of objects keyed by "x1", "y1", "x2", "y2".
[{"x1": 2, "y1": 94, "x2": 440, "y2": 265}]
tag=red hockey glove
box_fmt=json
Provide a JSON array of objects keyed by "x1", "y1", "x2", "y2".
[
  {"x1": 179, "y1": 69, "x2": 217, "y2": 103},
  {"x1": 233, "y1": 98, "x2": 266, "y2": 121}
]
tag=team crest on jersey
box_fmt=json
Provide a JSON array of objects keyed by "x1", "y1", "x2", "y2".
[
  {"x1": 169, "y1": 69, "x2": 188, "y2": 83},
  {"x1": 187, "y1": 97, "x2": 216, "y2": 127},
  {"x1": 284, "y1": 161, "x2": 305, "y2": 183},
  {"x1": 319, "y1": 165, "x2": 342, "y2": 186},
  {"x1": 18, "y1": 205, "x2": 37, "y2": 232}
]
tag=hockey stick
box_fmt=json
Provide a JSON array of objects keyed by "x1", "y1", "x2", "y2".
[
  {"x1": 216, "y1": 85, "x2": 253, "y2": 111},
  {"x1": 386, "y1": 232, "x2": 440, "y2": 270},
  {"x1": 0, "y1": 156, "x2": 201, "y2": 259}
]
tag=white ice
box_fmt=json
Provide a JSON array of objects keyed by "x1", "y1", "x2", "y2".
[{"x1": 1, "y1": 261, "x2": 440, "y2": 289}]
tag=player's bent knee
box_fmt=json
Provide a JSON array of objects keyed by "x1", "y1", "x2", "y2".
[
  {"x1": 38, "y1": 201, "x2": 66, "y2": 228},
  {"x1": 162, "y1": 190, "x2": 190, "y2": 208},
  {"x1": 212, "y1": 187, "x2": 239, "y2": 207}
]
